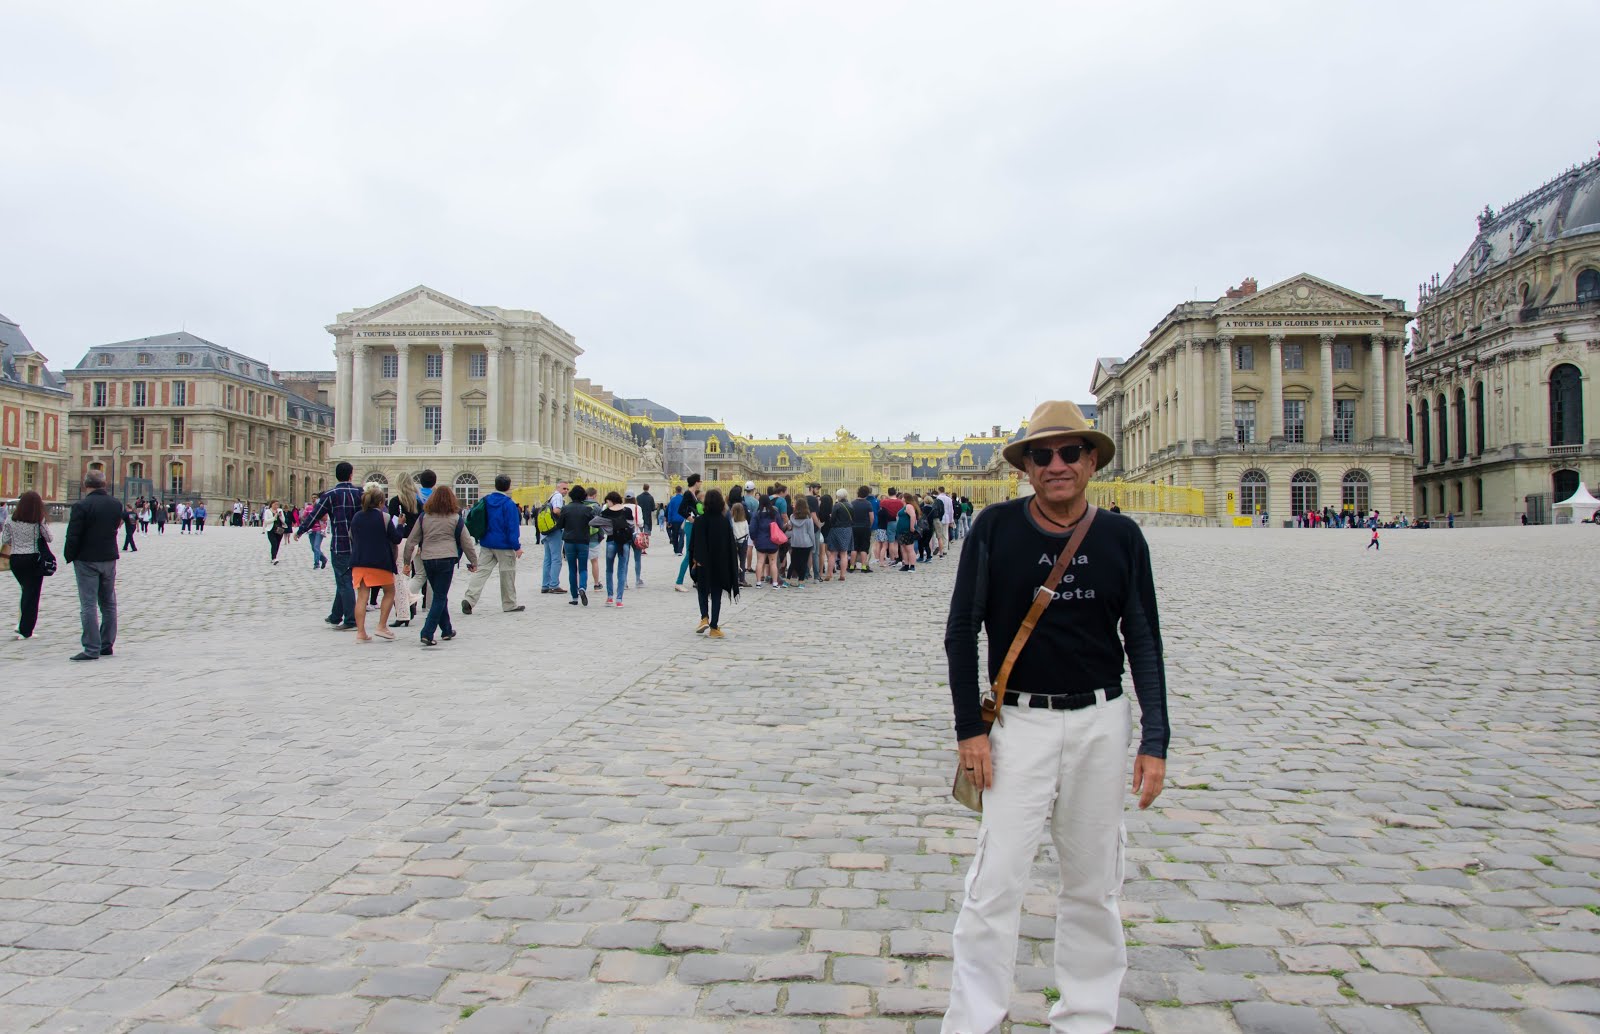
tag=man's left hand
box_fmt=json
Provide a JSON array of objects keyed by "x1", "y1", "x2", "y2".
[{"x1": 1132, "y1": 755, "x2": 1165, "y2": 810}]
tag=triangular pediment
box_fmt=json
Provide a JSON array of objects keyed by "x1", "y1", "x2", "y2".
[
  {"x1": 459, "y1": 388, "x2": 488, "y2": 403},
  {"x1": 370, "y1": 388, "x2": 398, "y2": 403},
  {"x1": 1216, "y1": 274, "x2": 1397, "y2": 316},
  {"x1": 348, "y1": 286, "x2": 498, "y2": 327}
]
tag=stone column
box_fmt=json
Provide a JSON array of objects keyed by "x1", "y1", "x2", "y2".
[
  {"x1": 335, "y1": 348, "x2": 353, "y2": 446},
  {"x1": 1175, "y1": 345, "x2": 1189, "y2": 449},
  {"x1": 536, "y1": 354, "x2": 549, "y2": 446},
  {"x1": 564, "y1": 365, "x2": 576, "y2": 456},
  {"x1": 1217, "y1": 336, "x2": 1234, "y2": 442},
  {"x1": 395, "y1": 344, "x2": 411, "y2": 448},
  {"x1": 1319, "y1": 333, "x2": 1335, "y2": 442},
  {"x1": 486, "y1": 342, "x2": 503, "y2": 445},
  {"x1": 349, "y1": 343, "x2": 368, "y2": 445},
  {"x1": 1369, "y1": 335, "x2": 1387, "y2": 439},
  {"x1": 1268, "y1": 334, "x2": 1285, "y2": 440},
  {"x1": 439, "y1": 342, "x2": 456, "y2": 447},
  {"x1": 1387, "y1": 338, "x2": 1405, "y2": 443},
  {"x1": 510, "y1": 343, "x2": 525, "y2": 444}
]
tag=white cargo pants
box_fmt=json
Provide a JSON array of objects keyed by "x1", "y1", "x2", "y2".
[{"x1": 943, "y1": 691, "x2": 1132, "y2": 1034}]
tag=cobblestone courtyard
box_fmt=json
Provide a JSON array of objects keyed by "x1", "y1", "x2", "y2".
[{"x1": 1, "y1": 523, "x2": 1598, "y2": 1034}]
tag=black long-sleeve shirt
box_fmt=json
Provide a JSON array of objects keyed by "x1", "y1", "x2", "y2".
[{"x1": 944, "y1": 499, "x2": 1169, "y2": 757}]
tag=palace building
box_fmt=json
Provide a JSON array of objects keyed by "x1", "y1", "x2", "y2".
[
  {"x1": 332, "y1": 286, "x2": 1039, "y2": 501},
  {"x1": 65, "y1": 335, "x2": 334, "y2": 507},
  {"x1": 1091, "y1": 274, "x2": 1415, "y2": 524},
  {"x1": 1409, "y1": 154, "x2": 1600, "y2": 524},
  {"x1": 0, "y1": 311, "x2": 72, "y2": 503}
]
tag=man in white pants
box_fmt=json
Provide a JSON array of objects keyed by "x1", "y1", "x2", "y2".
[{"x1": 942, "y1": 400, "x2": 1169, "y2": 1034}]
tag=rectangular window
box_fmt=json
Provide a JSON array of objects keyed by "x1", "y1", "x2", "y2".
[
  {"x1": 133, "y1": 381, "x2": 148, "y2": 407},
  {"x1": 171, "y1": 416, "x2": 185, "y2": 445},
  {"x1": 469, "y1": 352, "x2": 487, "y2": 378},
  {"x1": 1234, "y1": 344, "x2": 1254, "y2": 371},
  {"x1": 382, "y1": 354, "x2": 399, "y2": 379},
  {"x1": 226, "y1": 385, "x2": 235, "y2": 408},
  {"x1": 423, "y1": 405, "x2": 442, "y2": 443},
  {"x1": 1334, "y1": 399, "x2": 1356, "y2": 443},
  {"x1": 1334, "y1": 342, "x2": 1353, "y2": 370},
  {"x1": 1283, "y1": 343, "x2": 1304, "y2": 370},
  {"x1": 425, "y1": 354, "x2": 443, "y2": 379},
  {"x1": 1283, "y1": 400, "x2": 1306, "y2": 443},
  {"x1": 132, "y1": 416, "x2": 146, "y2": 446},
  {"x1": 22, "y1": 461, "x2": 38, "y2": 493},
  {"x1": 467, "y1": 406, "x2": 486, "y2": 445},
  {"x1": 247, "y1": 390, "x2": 256, "y2": 415},
  {"x1": 169, "y1": 463, "x2": 184, "y2": 496},
  {"x1": 381, "y1": 407, "x2": 396, "y2": 446},
  {"x1": 174, "y1": 381, "x2": 187, "y2": 407},
  {"x1": 25, "y1": 410, "x2": 38, "y2": 441},
  {"x1": 93, "y1": 382, "x2": 108, "y2": 407},
  {"x1": 1233, "y1": 401, "x2": 1256, "y2": 443},
  {"x1": 91, "y1": 417, "x2": 106, "y2": 447}
]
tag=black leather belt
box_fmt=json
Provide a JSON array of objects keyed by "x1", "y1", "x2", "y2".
[{"x1": 1002, "y1": 687, "x2": 1123, "y2": 711}]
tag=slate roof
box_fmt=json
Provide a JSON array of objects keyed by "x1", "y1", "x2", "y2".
[
  {"x1": 1438, "y1": 154, "x2": 1600, "y2": 293},
  {"x1": 748, "y1": 442, "x2": 804, "y2": 470},
  {"x1": 73, "y1": 332, "x2": 333, "y2": 422},
  {"x1": 614, "y1": 397, "x2": 681, "y2": 422},
  {"x1": 0, "y1": 312, "x2": 70, "y2": 397}
]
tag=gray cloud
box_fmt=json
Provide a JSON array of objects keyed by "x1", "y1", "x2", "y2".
[{"x1": 2, "y1": 1, "x2": 1595, "y2": 441}]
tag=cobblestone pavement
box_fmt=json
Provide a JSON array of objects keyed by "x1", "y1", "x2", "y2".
[{"x1": 2, "y1": 522, "x2": 1598, "y2": 1033}]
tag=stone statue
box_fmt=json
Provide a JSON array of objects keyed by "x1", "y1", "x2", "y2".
[{"x1": 636, "y1": 438, "x2": 663, "y2": 473}]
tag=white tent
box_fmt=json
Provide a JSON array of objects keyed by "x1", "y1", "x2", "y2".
[{"x1": 1553, "y1": 482, "x2": 1600, "y2": 524}]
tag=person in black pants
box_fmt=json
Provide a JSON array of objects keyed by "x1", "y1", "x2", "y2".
[
  {"x1": 688, "y1": 488, "x2": 739, "y2": 638},
  {"x1": 4, "y1": 490, "x2": 52, "y2": 640},
  {"x1": 121, "y1": 505, "x2": 139, "y2": 552}
]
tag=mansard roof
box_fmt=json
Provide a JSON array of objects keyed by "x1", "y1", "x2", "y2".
[
  {"x1": 0, "y1": 312, "x2": 70, "y2": 396},
  {"x1": 1435, "y1": 154, "x2": 1600, "y2": 295}
]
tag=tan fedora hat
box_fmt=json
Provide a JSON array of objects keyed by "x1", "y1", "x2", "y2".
[{"x1": 1002, "y1": 400, "x2": 1116, "y2": 472}]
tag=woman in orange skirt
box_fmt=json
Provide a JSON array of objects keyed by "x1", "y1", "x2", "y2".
[{"x1": 348, "y1": 485, "x2": 404, "y2": 642}]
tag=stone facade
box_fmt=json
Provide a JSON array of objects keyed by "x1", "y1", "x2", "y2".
[
  {"x1": 327, "y1": 286, "x2": 587, "y2": 504},
  {"x1": 1409, "y1": 155, "x2": 1600, "y2": 524},
  {"x1": 1092, "y1": 274, "x2": 1415, "y2": 525},
  {"x1": 65, "y1": 334, "x2": 334, "y2": 508},
  {"x1": 0, "y1": 311, "x2": 72, "y2": 503}
]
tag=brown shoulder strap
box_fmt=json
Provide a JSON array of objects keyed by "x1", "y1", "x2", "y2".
[{"x1": 985, "y1": 504, "x2": 1097, "y2": 726}]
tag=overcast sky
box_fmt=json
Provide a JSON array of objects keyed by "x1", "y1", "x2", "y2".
[{"x1": 3, "y1": 2, "x2": 1596, "y2": 442}]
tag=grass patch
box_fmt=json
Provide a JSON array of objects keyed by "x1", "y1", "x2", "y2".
[
  {"x1": 1339, "y1": 986, "x2": 1358, "y2": 998},
  {"x1": 1208, "y1": 943, "x2": 1237, "y2": 950},
  {"x1": 637, "y1": 944, "x2": 673, "y2": 956},
  {"x1": 1585, "y1": 904, "x2": 1600, "y2": 916},
  {"x1": 460, "y1": 1006, "x2": 480, "y2": 1018},
  {"x1": 1042, "y1": 987, "x2": 1060, "y2": 1003},
  {"x1": 1153, "y1": 998, "x2": 1181, "y2": 1008},
  {"x1": 1534, "y1": 855, "x2": 1555, "y2": 867}
]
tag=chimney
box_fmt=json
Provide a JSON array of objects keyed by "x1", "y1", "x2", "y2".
[
  {"x1": 991, "y1": 425, "x2": 1001, "y2": 437},
  {"x1": 1224, "y1": 277, "x2": 1259, "y2": 300}
]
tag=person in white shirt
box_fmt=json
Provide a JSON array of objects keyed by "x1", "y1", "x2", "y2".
[
  {"x1": 935, "y1": 488, "x2": 955, "y2": 558},
  {"x1": 540, "y1": 481, "x2": 568, "y2": 593}
]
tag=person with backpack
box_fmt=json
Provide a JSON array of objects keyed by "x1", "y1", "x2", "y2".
[
  {"x1": 665, "y1": 486, "x2": 686, "y2": 555},
  {"x1": 539, "y1": 480, "x2": 567, "y2": 594},
  {"x1": 403, "y1": 484, "x2": 478, "y2": 646},
  {"x1": 597, "y1": 491, "x2": 637, "y2": 606},
  {"x1": 558, "y1": 485, "x2": 594, "y2": 606},
  {"x1": 461, "y1": 474, "x2": 525, "y2": 615}
]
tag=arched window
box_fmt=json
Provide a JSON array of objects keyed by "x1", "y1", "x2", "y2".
[
  {"x1": 1472, "y1": 381, "x2": 1485, "y2": 455},
  {"x1": 1406, "y1": 403, "x2": 1414, "y2": 445},
  {"x1": 1436, "y1": 483, "x2": 1446, "y2": 514},
  {"x1": 454, "y1": 472, "x2": 480, "y2": 507},
  {"x1": 1454, "y1": 388, "x2": 1468, "y2": 459},
  {"x1": 1453, "y1": 480, "x2": 1464, "y2": 513},
  {"x1": 1553, "y1": 469, "x2": 1580, "y2": 502},
  {"x1": 363, "y1": 471, "x2": 389, "y2": 487},
  {"x1": 1416, "y1": 486, "x2": 1427, "y2": 515},
  {"x1": 224, "y1": 465, "x2": 235, "y2": 496},
  {"x1": 1290, "y1": 469, "x2": 1318, "y2": 517},
  {"x1": 168, "y1": 462, "x2": 184, "y2": 496},
  {"x1": 776, "y1": 452, "x2": 790, "y2": 468},
  {"x1": 1577, "y1": 269, "x2": 1600, "y2": 304},
  {"x1": 1418, "y1": 399, "x2": 1431, "y2": 465},
  {"x1": 137, "y1": 352, "x2": 152, "y2": 366},
  {"x1": 1435, "y1": 394, "x2": 1449, "y2": 461},
  {"x1": 1473, "y1": 477, "x2": 1484, "y2": 512},
  {"x1": 1341, "y1": 469, "x2": 1370, "y2": 513},
  {"x1": 706, "y1": 437, "x2": 720, "y2": 455},
  {"x1": 1550, "y1": 363, "x2": 1584, "y2": 446},
  {"x1": 245, "y1": 467, "x2": 256, "y2": 501},
  {"x1": 1235, "y1": 470, "x2": 1260, "y2": 518}
]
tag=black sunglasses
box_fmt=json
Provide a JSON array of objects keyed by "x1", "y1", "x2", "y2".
[{"x1": 1024, "y1": 444, "x2": 1091, "y2": 467}]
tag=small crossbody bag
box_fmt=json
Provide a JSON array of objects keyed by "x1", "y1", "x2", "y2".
[{"x1": 952, "y1": 505, "x2": 1097, "y2": 813}]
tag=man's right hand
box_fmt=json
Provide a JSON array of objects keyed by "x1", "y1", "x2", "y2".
[{"x1": 957, "y1": 733, "x2": 993, "y2": 792}]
